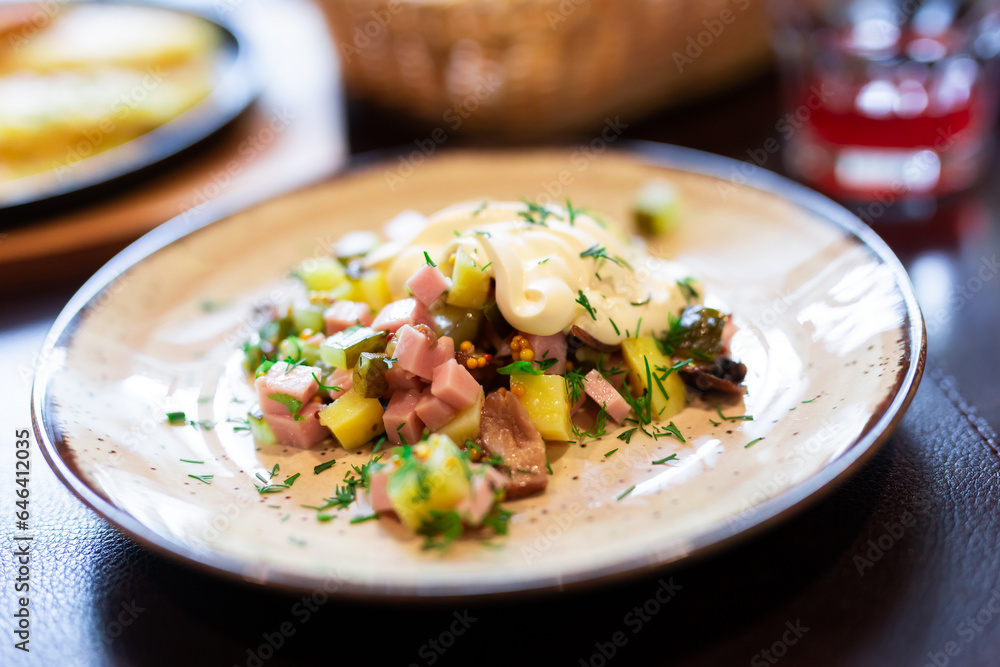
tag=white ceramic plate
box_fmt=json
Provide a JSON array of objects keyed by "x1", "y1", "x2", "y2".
[{"x1": 32, "y1": 145, "x2": 925, "y2": 598}]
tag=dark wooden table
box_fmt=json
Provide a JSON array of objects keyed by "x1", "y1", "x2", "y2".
[{"x1": 4, "y1": 65, "x2": 1000, "y2": 666}]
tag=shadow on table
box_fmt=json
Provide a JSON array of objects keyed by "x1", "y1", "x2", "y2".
[{"x1": 90, "y1": 438, "x2": 909, "y2": 667}]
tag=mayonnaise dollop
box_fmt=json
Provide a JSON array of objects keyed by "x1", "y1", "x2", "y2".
[{"x1": 366, "y1": 201, "x2": 700, "y2": 345}]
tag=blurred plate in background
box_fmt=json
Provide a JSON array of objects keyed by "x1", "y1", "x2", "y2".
[{"x1": 0, "y1": 1, "x2": 259, "y2": 212}]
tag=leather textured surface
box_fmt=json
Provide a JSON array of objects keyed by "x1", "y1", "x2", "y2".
[{"x1": 3, "y1": 291, "x2": 1000, "y2": 667}]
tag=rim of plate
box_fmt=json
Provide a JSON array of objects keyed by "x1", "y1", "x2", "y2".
[{"x1": 31, "y1": 142, "x2": 927, "y2": 601}]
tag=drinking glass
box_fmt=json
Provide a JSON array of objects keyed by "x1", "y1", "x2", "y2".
[{"x1": 767, "y1": 0, "x2": 1000, "y2": 202}]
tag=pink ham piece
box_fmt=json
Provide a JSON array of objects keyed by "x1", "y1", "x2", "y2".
[
  {"x1": 431, "y1": 358, "x2": 481, "y2": 410},
  {"x1": 383, "y1": 390, "x2": 424, "y2": 445},
  {"x1": 367, "y1": 470, "x2": 393, "y2": 513},
  {"x1": 323, "y1": 367, "x2": 353, "y2": 400},
  {"x1": 583, "y1": 369, "x2": 631, "y2": 423},
  {"x1": 415, "y1": 388, "x2": 457, "y2": 431},
  {"x1": 323, "y1": 300, "x2": 373, "y2": 335},
  {"x1": 385, "y1": 365, "x2": 425, "y2": 392},
  {"x1": 393, "y1": 325, "x2": 455, "y2": 380},
  {"x1": 371, "y1": 298, "x2": 433, "y2": 333},
  {"x1": 457, "y1": 467, "x2": 509, "y2": 526},
  {"x1": 524, "y1": 332, "x2": 566, "y2": 374},
  {"x1": 405, "y1": 263, "x2": 450, "y2": 307},
  {"x1": 254, "y1": 361, "x2": 321, "y2": 415},
  {"x1": 263, "y1": 401, "x2": 328, "y2": 449}
]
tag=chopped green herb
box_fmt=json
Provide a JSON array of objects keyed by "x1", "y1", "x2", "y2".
[
  {"x1": 579, "y1": 244, "x2": 627, "y2": 268},
  {"x1": 255, "y1": 484, "x2": 288, "y2": 494},
  {"x1": 576, "y1": 291, "x2": 597, "y2": 320},
  {"x1": 179, "y1": 458, "x2": 204, "y2": 464},
  {"x1": 617, "y1": 428, "x2": 638, "y2": 444},
  {"x1": 604, "y1": 448, "x2": 619, "y2": 457},
  {"x1": 565, "y1": 199, "x2": 579, "y2": 225},
  {"x1": 267, "y1": 393, "x2": 307, "y2": 421},
  {"x1": 564, "y1": 369, "x2": 587, "y2": 405},
  {"x1": 497, "y1": 360, "x2": 544, "y2": 376},
  {"x1": 518, "y1": 200, "x2": 554, "y2": 226},
  {"x1": 313, "y1": 459, "x2": 337, "y2": 475},
  {"x1": 676, "y1": 277, "x2": 699, "y2": 301},
  {"x1": 312, "y1": 372, "x2": 343, "y2": 393},
  {"x1": 546, "y1": 455, "x2": 553, "y2": 475},
  {"x1": 284, "y1": 472, "x2": 300, "y2": 486},
  {"x1": 661, "y1": 421, "x2": 685, "y2": 443},
  {"x1": 350, "y1": 513, "x2": 380, "y2": 524},
  {"x1": 801, "y1": 396, "x2": 820, "y2": 403},
  {"x1": 317, "y1": 514, "x2": 337, "y2": 522},
  {"x1": 480, "y1": 262, "x2": 492, "y2": 272},
  {"x1": 652, "y1": 454, "x2": 678, "y2": 465},
  {"x1": 423, "y1": 251, "x2": 437, "y2": 267},
  {"x1": 744, "y1": 437, "x2": 763, "y2": 449},
  {"x1": 417, "y1": 510, "x2": 464, "y2": 550},
  {"x1": 482, "y1": 506, "x2": 514, "y2": 535},
  {"x1": 716, "y1": 404, "x2": 754, "y2": 422},
  {"x1": 630, "y1": 294, "x2": 652, "y2": 307},
  {"x1": 610, "y1": 318, "x2": 620, "y2": 336},
  {"x1": 188, "y1": 474, "x2": 213, "y2": 484},
  {"x1": 472, "y1": 201, "x2": 488, "y2": 217},
  {"x1": 617, "y1": 485, "x2": 636, "y2": 501}
]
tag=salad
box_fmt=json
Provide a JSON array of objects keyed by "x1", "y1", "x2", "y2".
[{"x1": 240, "y1": 196, "x2": 746, "y2": 547}]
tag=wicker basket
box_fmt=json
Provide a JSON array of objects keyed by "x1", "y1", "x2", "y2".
[{"x1": 322, "y1": 0, "x2": 772, "y2": 136}]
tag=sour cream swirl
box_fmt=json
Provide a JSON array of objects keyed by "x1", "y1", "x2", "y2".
[{"x1": 366, "y1": 201, "x2": 699, "y2": 345}]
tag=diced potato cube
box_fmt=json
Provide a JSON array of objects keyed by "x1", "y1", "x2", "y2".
[
  {"x1": 436, "y1": 387, "x2": 484, "y2": 443},
  {"x1": 328, "y1": 280, "x2": 361, "y2": 301},
  {"x1": 510, "y1": 374, "x2": 573, "y2": 441},
  {"x1": 386, "y1": 434, "x2": 472, "y2": 530},
  {"x1": 356, "y1": 270, "x2": 393, "y2": 312},
  {"x1": 446, "y1": 247, "x2": 489, "y2": 309},
  {"x1": 297, "y1": 257, "x2": 346, "y2": 291},
  {"x1": 620, "y1": 336, "x2": 686, "y2": 421},
  {"x1": 319, "y1": 389, "x2": 385, "y2": 450}
]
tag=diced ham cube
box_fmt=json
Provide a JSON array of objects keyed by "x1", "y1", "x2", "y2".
[
  {"x1": 263, "y1": 401, "x2": 328, "y2": 449},
  {"x1": 457, "y1": 467, "x2": 509, "y2": 526},
  {"x1": 323, "y1": 368, "x2": 353, "y2": 400},
  {"x1": 383, "y1": 390, "x2": 424, "y2": 445},
  {"x1": 392, "y1": 325, "x2": 436, "y2": 379},
  {"x1": 415, "y1": 388, "x2": 457, "y2": 431},
  {"x1": 405, "y1": 263, "x2": 450, "y2": 307},
  {"x1": 583, "y1": 369, "x2": 631, "y2": 423},
  {"x1": 254, "y1": 361, "x2": 321, "y2": 415},
  {"x1": 431, "y1": 358, "x2": 481, "y2": 410},
  {"x1": 367, "y1": 470, "x2": 393, "y2": 513},
  {"x1": 394, "y1": 325, "x2": 455, "y2": 380},
  {"x1": 371, "y1": 298, "x2": 433, "y2": 333},
  {"x1": 385, "y1": 365, "x2": 425, "y2": 392},
  {"x1": 524, "y1": 332, "x2": 567, "y2": 375},
  {"x1": 323, "y1": 300, "x2": 373, "y2": 335}
]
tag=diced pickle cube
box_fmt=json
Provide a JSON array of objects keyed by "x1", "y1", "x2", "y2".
[
  {"x1": 353, "y1": 352, "x2": 390, "y2": 398},
  {"x1": 319, "y1": 326, "x2": 388, "y2": 369}
]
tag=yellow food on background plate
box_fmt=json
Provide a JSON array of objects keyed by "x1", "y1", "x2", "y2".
[
  {"x1": 233, "y1": 197, "x2": 748, "y2": 548},
  {"x1": 0, "y1": 3, "x2": 221, "y2": 181}
]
